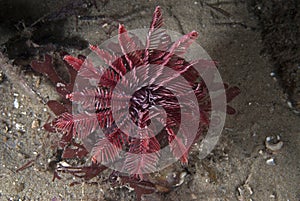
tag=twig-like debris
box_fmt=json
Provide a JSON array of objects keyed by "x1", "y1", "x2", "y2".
[
  {"x1": 205, "y1": 2, "x2": 232, "y2": 18},
  {"x1": 0, "y1": 53, "x2": 46, "y2": 104},
  {"x1": 213, "y1": 21, "x2": 257, "y2": 30},
  {"x1": 30, "y1": 0, "x2": 98, "y2": 27}
]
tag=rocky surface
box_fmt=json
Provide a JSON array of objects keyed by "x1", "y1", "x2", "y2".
[{"x1": 0, "y1": 0, "x2": 299, "y2": 200}]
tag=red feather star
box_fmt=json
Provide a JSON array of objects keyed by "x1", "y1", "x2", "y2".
[{"x1": 30, "y1": 6, "x2": 240, "y2": 198}]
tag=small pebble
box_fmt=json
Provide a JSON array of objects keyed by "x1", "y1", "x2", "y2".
[
  {"x1": 175, "y1": 172, "x2": 187, "y2": 187},
  {"x1": 0, "y1": 70, "x2": 4, "y2": 83},
  {"x1": 15, "y1": 123, "x2": 25, "y2": 131},
  {"x1": 56, "y1": 82, "x2": 65, "y2": 87},
  {"x1": 31, "y1": 119, "x2": 40, "y2": 129},
  {"x1": 266, "y1": 158, "x2": 276, "y2": 166},
  {"x1": 13, "y1": 98, "x2": 19, "y2": 109},
  {"x1": 265, "y1": 135, "x2": 283, "y2": 151},
  {"x1": 270, "y1": 193, "x2": 276, "y2": 199},
  {"x1": 287, "y1": 101, "x2": 293, "y2": 109},
  {"x1": 270, "y1": 72, "x2": 276, "y2": 77}
]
